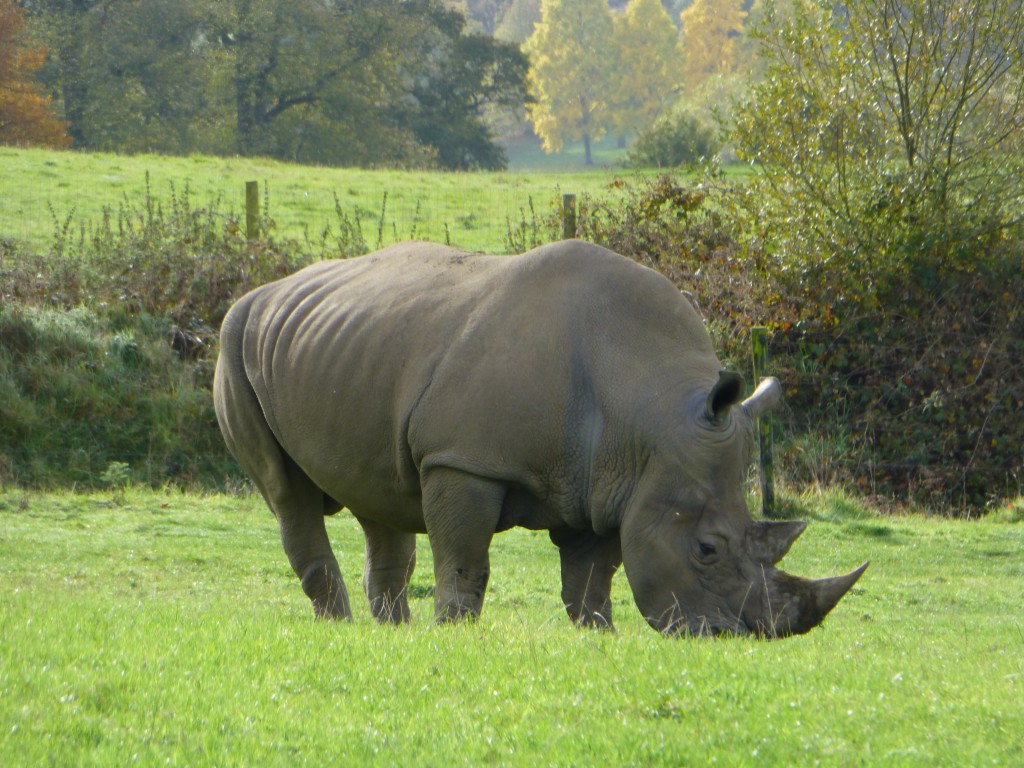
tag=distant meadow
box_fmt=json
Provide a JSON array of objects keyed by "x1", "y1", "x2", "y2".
[{"x1": 0, "y1": 145, "x2": 632, "y2": 256}]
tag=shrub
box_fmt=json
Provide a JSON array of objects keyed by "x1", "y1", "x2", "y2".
[
  {"x1": 570, "y1": 173, "x2": 1024, "y2": 514},
  {"x1": 0, "y1": 180, "x2": 322, "y2": 490},
  {"x1": 628, "y1": 107, "x2": 719, "y2": 169},
  {"x1": 0, "y1": 304, "x2": 239, "y2": 488}
]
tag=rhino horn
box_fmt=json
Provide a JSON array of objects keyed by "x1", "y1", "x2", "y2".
[
  {"x1": 741, "y1": 376, "x2": 782, "y2": 420},
  {"x1": 760, "y1": 561, "x2": 869, "y2": 638},
  {"x1": 747, "y1": 520, "x2": 807, "y2": 565}
]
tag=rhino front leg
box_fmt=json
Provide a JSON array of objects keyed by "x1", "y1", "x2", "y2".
[
  {"x1": 356, "y1": 515, "x2": 416, "y2": 624},
  {"x1": 420, "y1": 467, "x2": 503, "y2": 623},
  {"x1": 549, "y1": 528, "x2": 622, "y2": 630}
]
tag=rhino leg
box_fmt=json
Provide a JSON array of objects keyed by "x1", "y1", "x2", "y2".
[
  {"x1": 214, "y1": 353, "x2": 350, "y2": 620},
  {"x1": 267, "y1": 459, "x2": 352, "y2": 620},
  {"x1": 356, "y1": 515, "x2": 416, "y2": 624},
  {"x1": 420, "y1": 467, "x2": 502, "y2": 623},
  {"x1": 549, "y1": 529, "x2": 622, "y2": 630}
]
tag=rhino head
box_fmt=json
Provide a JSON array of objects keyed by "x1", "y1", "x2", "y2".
[{"x1": 620, "y1": 373, "x2": 867, "y2": 638}]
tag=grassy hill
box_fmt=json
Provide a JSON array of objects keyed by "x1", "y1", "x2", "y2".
[{"x1": 0, "y1": 146, "x2": 631, "y2": 255}]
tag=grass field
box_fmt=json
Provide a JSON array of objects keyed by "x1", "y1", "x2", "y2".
[
  {"x1": 1, "y1": 489, "x2": 1020, "y2": 766},
  {"x1": 0, "y1": 146, "x2": 632, "y2": 255}
]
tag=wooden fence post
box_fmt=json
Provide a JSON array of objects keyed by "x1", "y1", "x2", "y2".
[
  {"x1": 561, "y1": 193, "x2": 576, "y2": 240},
  {"x1": 245, "y1": 181, "x2": 259, "y2": 241},
  {"x1": 751, "y1": 326, "x2": 777, "y2": 518}
]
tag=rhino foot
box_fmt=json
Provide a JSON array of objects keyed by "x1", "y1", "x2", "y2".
[
  {"x1": 300, "y1": 558, "x2": 352, "y2": 620},
  {"x1": 550, "y1": 528, "x2": 622, "y2": 632},
  {"x1": 358, "y1": 516, "x2": 416, "y2": 624}
]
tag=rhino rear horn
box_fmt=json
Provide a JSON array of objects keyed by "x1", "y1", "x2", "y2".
[
  {"x1": 747, "y1": 520, "x2": 807, "y2": 565},
  {"x1": 767, "y1": 562, "x2": 869, "y2": 637},
  {"x1": 741, "y1": 376, "x2": 782, "y2": 420}
]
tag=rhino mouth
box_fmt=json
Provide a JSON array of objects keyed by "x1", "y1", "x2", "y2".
[{"x1": 658, "y1": 612, "x2": 752, "y2": 638}]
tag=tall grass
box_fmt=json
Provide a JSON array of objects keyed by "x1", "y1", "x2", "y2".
[{"x1": 1, "y1": 489, "x2": 1021, "y2": 765}]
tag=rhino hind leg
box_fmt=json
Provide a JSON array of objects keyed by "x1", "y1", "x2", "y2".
[
  {"x1": 214, "y1": 351, "x2": 351, "y2": 620},
  {"x1": 356, "y1": 515, "x2": 416, "y2": 623},
  {"x1": 420, "y1": 467, "x2": 503, "y2": 623},
  {"x1": 549, "y1": 529, "x2": 622, "y2": 630},
  {"x1": 259, "y1": 454, "x2": 352, "y2": 620}
]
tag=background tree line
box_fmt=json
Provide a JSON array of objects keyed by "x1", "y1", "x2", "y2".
[
  {"x1": 9, "y1": 0, "x2": 529, "y2": 168},
  {"x1": 5, "y1": 0, "x2": 763, "y2": 168}
]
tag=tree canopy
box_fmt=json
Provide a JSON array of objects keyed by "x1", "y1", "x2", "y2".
[
  {"x1": 679, "y1": 0, "x2": 749, "y2": 89},
  {"x1": 524, "y1": 0, "x2": 616, "y2": 165},
  {"x1": 608, "y1": 0, "x2": 683, "y2": 140},
  {"x1": 732, "y1": 0, "x2": 1024, "y2": 271},
  {"x1": 24, "y1": 0, "x2": 527, "y2": 168},
  {"x1": 0, "y1": 0, "x2": 70, "y2": 147}
]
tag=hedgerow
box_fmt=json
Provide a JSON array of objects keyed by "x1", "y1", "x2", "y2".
[
  {"x1": 2, "y1": 174, "x2": 1021, "y2": 513},
  {"x1": 0, "y1": 182, "x2": 311, "y2": 489},
  {"x1": 572, "y1": 173, "x2": 1024, "y2": 514}
]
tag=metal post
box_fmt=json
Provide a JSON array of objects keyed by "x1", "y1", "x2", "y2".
[{"x1": 751, "y1": 326, "x2": 777, "y2": 518}]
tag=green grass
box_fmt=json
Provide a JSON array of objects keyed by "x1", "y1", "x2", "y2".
[
  {"x1": 1, "y1": 489, "x2": 1020, "y2": 765},
  {"x1": 503, "y1": 133, "x2": 633, "y2": 171},
  {"x1": 0, "y1": 146, "x2": 633, "y2": 255}
]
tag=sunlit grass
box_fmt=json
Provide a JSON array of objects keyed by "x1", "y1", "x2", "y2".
[
  {"x1": 0, "y1": 146, "x2": 631, "y2": 255},
  {"x1": 1, "y1": 489, "x2": 1020, "y2": 765}
]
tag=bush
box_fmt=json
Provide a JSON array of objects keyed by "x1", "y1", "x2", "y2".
[
  {"x1": 0, "y1": 181, "x2": 321, "y2": 490},
  {"x1": 0, "y1": 304, "x2": 239, "y2": 488},
  {"x1": 628, "y1": 107, "x2": 719, "y2": 169},
  {"x1": 570, "y1": 173, "x2": 1024, "y2": 514}
]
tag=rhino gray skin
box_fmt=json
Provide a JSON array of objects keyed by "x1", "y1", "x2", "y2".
[{"x1": 214, "y1": 240, "x2": 866, "y2": 637}]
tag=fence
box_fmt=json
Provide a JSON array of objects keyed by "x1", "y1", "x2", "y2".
[{"x1": 0, "y1": 164, "x2": 621, "y2": 257}]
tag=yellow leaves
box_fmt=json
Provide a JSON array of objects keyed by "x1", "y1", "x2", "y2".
[
  {"x1": 524, "y1": 0, "x2": 615, "y2": 152},
  {"x1": 680, "y1": 0, "x2": 751, "y2": 89}
]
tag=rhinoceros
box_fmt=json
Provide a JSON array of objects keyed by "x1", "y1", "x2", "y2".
[{"x1": 214, "y1": 240, "x2": 866, "y2": 637}]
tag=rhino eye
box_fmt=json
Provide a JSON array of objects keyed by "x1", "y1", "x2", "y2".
[{"x1": 697, "y1": 540, "x2": 718, "y2": 558}]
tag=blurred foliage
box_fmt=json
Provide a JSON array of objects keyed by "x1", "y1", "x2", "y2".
[
  {"x1": 0, "y1": 0, "x2": 70, "y2": 147},
  {"x1": 571, "y1": 172, "x2": 1024, "y2": 515},
  {"x1": 25, "y1": 0, "x2": 526, "y2": 169},
  {"x1": 627, "y1": 105, "x2": 719, "y2": 168}
]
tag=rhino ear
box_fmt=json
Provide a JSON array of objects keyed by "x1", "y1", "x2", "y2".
[{"x1": 705, "y1": 371, "x2": 744, "y2": 423}]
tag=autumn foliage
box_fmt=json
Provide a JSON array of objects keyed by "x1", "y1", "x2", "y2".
[{"x1": 0, "y1": 0, "x2": 70, "y2": 147}]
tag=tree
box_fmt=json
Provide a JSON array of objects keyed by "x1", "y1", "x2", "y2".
[
  {"x1": 609, "y1": 0, "x2": 683, "y2": 141},
  {"x1": 495, "y1": 0, "x2": 541, "y2": 41},
  {"x1": 23, "y1": 0, "x2": 526, "y2": 167},
  {"x1": 227, "y1": 0, "x2": 527, "y2": 167},
  {"x1": 679, "y1": 0, "x2": 749, "y2": 90},
  {"x1": 399, "y1": 7, "x2": 529, "y2": 169},
  {"x1": 732, "y1": 0, "x2": 1024, "y2": 271},
  {"x1": 228, "y1": 0, "x2": 419, "y2": 163},
  {"x1": 26, "y1": 0, "x2": 230, "y2": 154},
  {"x1": 0, "y1": 0, "x2": 70, "y2": 146},
  {"x1": 524, "y1": 0, "x2": 615, "y2": 164}
]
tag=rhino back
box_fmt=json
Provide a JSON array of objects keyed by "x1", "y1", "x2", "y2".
[{"x1": 229, "y1": 240, "x2": 720, "y2": 532}]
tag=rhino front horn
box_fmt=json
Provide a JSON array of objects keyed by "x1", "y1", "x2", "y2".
[{"x1": 765, "y1": 562, "x2": 869, "y2": 638}]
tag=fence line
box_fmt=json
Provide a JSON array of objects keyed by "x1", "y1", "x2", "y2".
[{"x1": 1, "y1": 171, "x2": 615, "y2": 257}]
